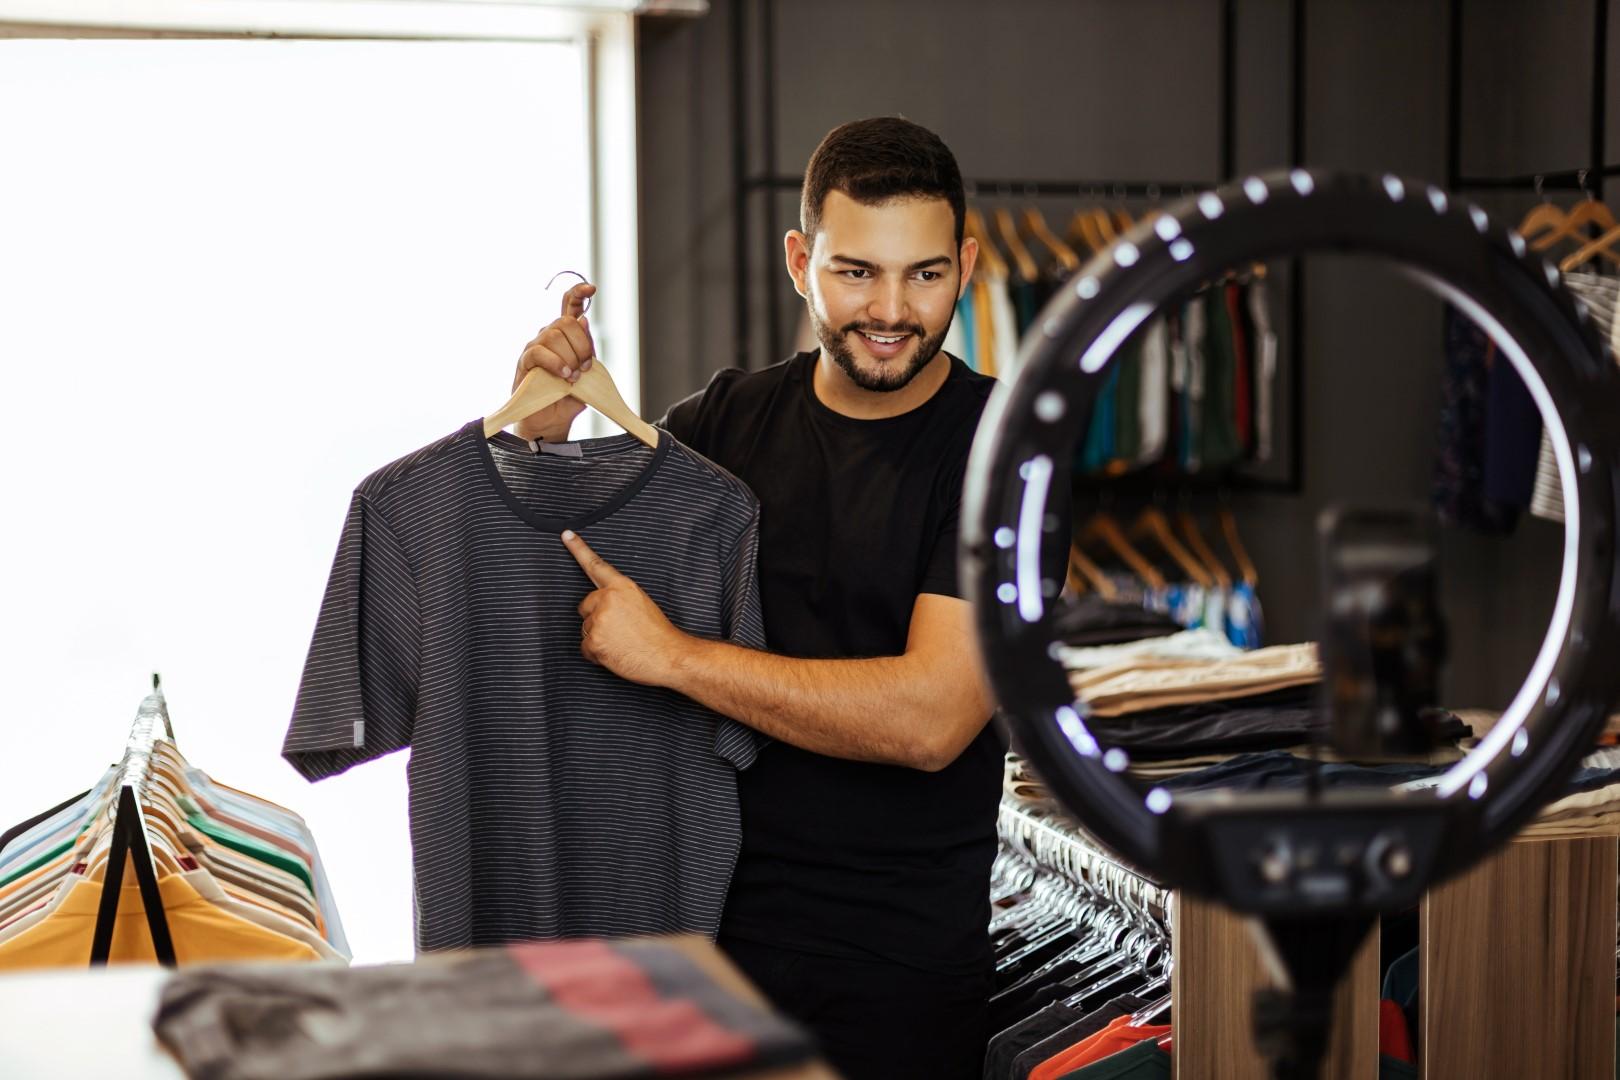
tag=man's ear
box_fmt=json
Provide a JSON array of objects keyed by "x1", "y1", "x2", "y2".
[
  {"x1": 957, "y1": 235, "x2": 980, "y2": 298},
  {"x1": 785, "y1": 230, "x2": 812, "y2": 299}
]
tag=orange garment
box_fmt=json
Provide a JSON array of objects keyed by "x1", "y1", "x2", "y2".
[
  {"x1": 0, "y1": 873, "x2": 320, "y2": 971},
  {"x1": 973, "y1": 279, "x2": 997, "y2": 376},
  {"x1": 1030, "y1": 1013, "x2": 1173, "y2": 1080}
]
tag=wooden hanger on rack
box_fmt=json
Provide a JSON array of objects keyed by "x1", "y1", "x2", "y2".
[
  {"x1": 1067, "y1": 543, "x2": 1117, "y2": 600},
  {"x1": 1559, "y1": 222, "x2": 1620, "y2": 271},
  {"x1": 1128, "y1": 506, "x2": 1215, "y2": 587},
  {"x1": 1077, "y1": 510, "x2": 1167, "y2": 592},
  {"x1": 1529, "y1": 194, "x2": 1617, "y2": 253},
  {"x1": 1067, "y1": 208, "x2": 1118, "y2": 256},
  {"x1": 1177, "y1": 510, "x2": 1233, "y2": 590},
  {"x1": 1516, "y1": 181, "x2": 1567, "y2": 243},
  {"x1": 483, "y1": 281, "x2": 658, "y2": 448},
  {"x1": 1218, "y1": 508, "x2": 1259, "y2": 586},
  {"x1": 1021, "y1": 208, "x2": 1081, "y2": 274},
  {"x1": 965, "y1": 208, "x2": 1009, "y2": 279},
  {"x1": 993, "y1": 208, "x2": 1042, "y2": 282}
]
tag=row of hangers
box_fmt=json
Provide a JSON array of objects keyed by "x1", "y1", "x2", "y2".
[
  {"x1": 1516, "y1": 177, "x2": 1620, "y2": 272},
  {"x1": 965, "y1": 201, "x2": 1165, "y2": 284},
  {"x1": 991, "y1": 803, "x2": 1172, "y2": 1036},
  {"x1": 1070, "y1": 501, "x2": 1258, "y2": 598}
]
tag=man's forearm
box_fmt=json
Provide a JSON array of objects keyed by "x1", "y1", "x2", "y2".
[{"x1": 666, "y1": 638, "x2": 964, "y2": 771}]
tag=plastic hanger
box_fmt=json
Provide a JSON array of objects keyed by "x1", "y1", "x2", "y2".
[
  {"x1": 993, "y1": 207, "x2": 1042, "y2": 283},
  {"x1": 483, "y1": 279, "x2": 658, "y2": 448}
]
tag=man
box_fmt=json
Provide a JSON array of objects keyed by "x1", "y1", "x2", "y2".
[{"x1": 512, "y1": 117, "x2": 1027, "y2": 1078}]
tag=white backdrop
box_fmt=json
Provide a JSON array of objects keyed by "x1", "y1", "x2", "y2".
[{"x1": 0, "y1": 37, "x2": 595, "y2": 964}]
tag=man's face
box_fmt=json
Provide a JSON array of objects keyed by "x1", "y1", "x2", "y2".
[{"x1": 790, "y1": 191, "x2": 973, "y2": 393}]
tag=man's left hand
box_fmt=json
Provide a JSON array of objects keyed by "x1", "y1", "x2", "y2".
[{"x1": 561, "y1": 529, "x2": 691, "y2": 686}]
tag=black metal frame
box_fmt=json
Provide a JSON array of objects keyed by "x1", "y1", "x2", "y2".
[
  {"x1": 728, "y1": 0, "x2": 1307, "y2": 494},
  {"x1": 1446, "y1": 0, "x2": 1615, "y2": 197},
  {"x1": 89, "y1": 677, "x2": 178, "y2": 967}
]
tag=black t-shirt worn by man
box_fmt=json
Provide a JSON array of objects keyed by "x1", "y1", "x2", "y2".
[{"x1": 660, "y1": 350, "x2": 1009, "y2": 977}]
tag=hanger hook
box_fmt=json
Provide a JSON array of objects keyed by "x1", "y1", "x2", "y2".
[
  {"x1": 1533, "y1": 174, "x2": 1545, "y2": 201},
  {"x1": 1578, "y1": 169, "x2": 1591, "y2": 199},
  {"x1": 546, "y1": 269, "x2": 593, "y2": 313}
]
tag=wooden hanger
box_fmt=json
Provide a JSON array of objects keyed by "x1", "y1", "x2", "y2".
[
  {"x1": 1559, "y1": 222, "x2": 1620, "y2": 271},
  {"x1": 1128, "y1": 506, "x2": 1215, "y2": 587},
  {"x1": 1529, "y1": 196, "x2": 1617, "y2": 253},
  {"x1": 993, "y1": 208, "x2": 1042, "y2": 282},
  {"x1": 485, "y1": 357, "x2": 658, "y2": 447},
  {"x1": 1516, "y1": 190, "x2": 1566, "y2": 243},
  {"x1": 1067, "y1": 543, "x2": 1117, "y2": 600},
  {"x1": 1177, "y1": 510, "x2": 1233, "y2": 589},
  {"x1": 1067, "y1": 208, "x2": 1118, "y2": 255},
  {"x1": 1078, "y1": 511, "x2": 1167, "y2": 592},
  {"x1": 1021, "y1": 208, "x2": 1081, "y2": 273},
  {"x1": 964, "y1": 208, "x2": 1009, "y2": 279},
  {"x1": 1112, "y1": 209, "x2": 1135, "y2": 234},
  {"x1": 1218, "y1": 508, "x2": 1259, "y2": 586}
]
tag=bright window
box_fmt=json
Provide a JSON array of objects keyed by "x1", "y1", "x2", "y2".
[{"x1": 0, "y1": 35, "x2": 606, "y2": 963}]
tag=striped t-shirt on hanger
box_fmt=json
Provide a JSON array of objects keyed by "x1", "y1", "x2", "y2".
[{"x1": 283, "y1": 420, "x2": 765, "y2": 952}]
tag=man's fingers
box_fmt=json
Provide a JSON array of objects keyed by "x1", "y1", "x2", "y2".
[
  {"x1": 578, "y1": 592, "x2": 601, "y2": 618},
  {"x1": 553, "y1": 318, "x2": 595, "y2": 372},
  {"x1": 561, "y1": 530, "x2": 622, "y2": 587},
  {"x1": 562, "y1": 282, "x2": 596, "y2": 318}
]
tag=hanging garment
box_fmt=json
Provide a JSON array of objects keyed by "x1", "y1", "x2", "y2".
[
  {"x1": 1112, "y1": 337, "x2": 1144, "y2": 465},
  {"x1": 974, "y1": 278, "x2": 999, "y2": 376},
  {"x1": 283, "y1": 425, "x2": 767, "y2": 951},
  {"x1": 153, "y1": 937, "x2": 815, "y2": 1080},
  {"x1": 1530, "y1": 271, "x2": 1620, "y2": 523},
  {"x1": 1227, "y1": 282, "x2": 1253, "y2": 455},
  {"x1": 1029, "y1": 1013, "x2": 1171, "y2": 1080},
  {"x1": 1247, "y1": 279, "x2": 1279, "y2": 463},
  {"x1": 0, "y1": 874, "x2": 322, "y2": 970},
  {"x1": 1199, "y1": 287, "x2": 1244, "y2": 470},
  {"x1": 1005, "y1": 997, "x2": 1144, "y2": 1080},
  {"x1": 988, "y1": 271, "x2": 1021, "y2": 376},
  {"x1": 1225, "y1": 580, "x2": 1264, "y2": 650},
  {"x1": 1135, "y1": 318, "x2": 1170, "y2": 464},
  {"x1": 1183, "y1": 299, "x2": 1207, "y2": 471},
  {"x1": 954, "y1": 289, "x2": 981, "y2": 370},
  {"x1": 1055, "y1": 1037, "x2": 1172, "y2": 1079},
  {"x1": 1432, "y1": 305, "x2": 1522, "y2": 533}
]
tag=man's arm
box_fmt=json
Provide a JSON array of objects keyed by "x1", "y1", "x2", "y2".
[{"x1": 562, "y1": 531, "x2": 994, "y2": 773}]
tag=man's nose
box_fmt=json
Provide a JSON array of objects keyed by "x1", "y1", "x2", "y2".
[{"x1": 867, "y1": 278, "x2": 907, "y2": 326}]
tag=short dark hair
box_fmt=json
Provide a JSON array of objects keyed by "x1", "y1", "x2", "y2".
[{"x1": 800, "y1": 117, "x2": 966, "y2": 251}]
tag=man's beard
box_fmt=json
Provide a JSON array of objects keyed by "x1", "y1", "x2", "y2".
[{"x1": 809, "y1": 304, "x2": 951, "y2": 393}]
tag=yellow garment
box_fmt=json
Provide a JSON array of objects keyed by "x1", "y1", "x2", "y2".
[{"x1": 0, "y1": 873, "x2": 320, "y2": 971}]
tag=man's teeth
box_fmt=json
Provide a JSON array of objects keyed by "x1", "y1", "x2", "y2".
[{"x1": 862, "y1": 332, "x2": 905, "y2": 343}]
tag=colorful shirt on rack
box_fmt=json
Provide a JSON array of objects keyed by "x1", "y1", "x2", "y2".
[{"x1": 283, "y1": 423, "x2": 767, "y2": 952}]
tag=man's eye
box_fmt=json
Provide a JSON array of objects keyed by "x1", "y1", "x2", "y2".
[
  {"x1": 841, "y1": 269, "x2": 872, "y2": 279},
  {"x1": 916, "y1": 271, "x2": 942, "y2": 282}
]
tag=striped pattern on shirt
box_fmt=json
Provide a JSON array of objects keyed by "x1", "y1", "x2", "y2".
[{"x1": 282, "y1": 421, "x2": 765, "y2": 951}]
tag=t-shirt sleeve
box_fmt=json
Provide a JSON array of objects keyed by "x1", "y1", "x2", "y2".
[
  {"x1": 282, "y1": 492, "x2": 421, "y2": 781},
  {"x1": 713, "y1": 502, "x2": 769, "y2": 770},
  {"x1": 654, "y1": 385, "x2": 705, "y2": 446},
  {"x1": 653, "y1": 367, "x2": 746, "y2": 454}
]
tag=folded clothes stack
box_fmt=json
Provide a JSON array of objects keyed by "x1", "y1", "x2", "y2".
[{"x1": 152, "y1": 936, "x2": 816, "y2": 1080}]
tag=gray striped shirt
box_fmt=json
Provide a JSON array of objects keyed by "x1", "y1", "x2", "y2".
[{"x1": 282, "y1": 421, "x2": 765, "y2": 951}]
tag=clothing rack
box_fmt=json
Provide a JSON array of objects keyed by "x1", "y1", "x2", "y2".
[
  {"x1": 1446, "y1": 0, "x2": 1615, "y2": 198},
  {"x1": 998, "y1": 798, "x2": 1171, "y2": 925},
  {"x1": 729, "y1": 0, "x2": 1308, "y2": 496},
  {"x1": 89, "y1": 675, "x2": 177, "y2": 967}
]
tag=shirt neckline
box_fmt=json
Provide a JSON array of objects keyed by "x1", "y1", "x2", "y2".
[
  {"x1": 796, "y1": 349, "x2": 964, "y2": 428},
  {"x1": 469, "y1": 420, "x2": 671, "y2": 534}
]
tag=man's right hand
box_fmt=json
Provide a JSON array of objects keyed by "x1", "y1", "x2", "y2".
[{"x1": 511, "y1": 282, "x2": 597, "y2": 443}]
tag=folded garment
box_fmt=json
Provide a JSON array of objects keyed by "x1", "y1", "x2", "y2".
[
  {"x1": 1072, "y1": 644, "x2": 1321, "y2": 717},
  {"x1": 1053, "y1": 595, "x2": 1183, "y2": 648},
  {"x1": 1060, "y1": 627, "x2": 1241, "y2": 673},
  {"x1": 153, "y1": 937, "x2": 814, "y2": 1080},
  {"x1": 1160, "y1": 751, "x2": 1448, "y2": 794},
  {"x1": 1086, "y1": 696, "x2": 1468, "y2": 763}
]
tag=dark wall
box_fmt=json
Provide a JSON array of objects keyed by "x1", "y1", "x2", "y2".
[{"x1": 637, "y1": 0, "x2": 1617, "y2": 708}]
